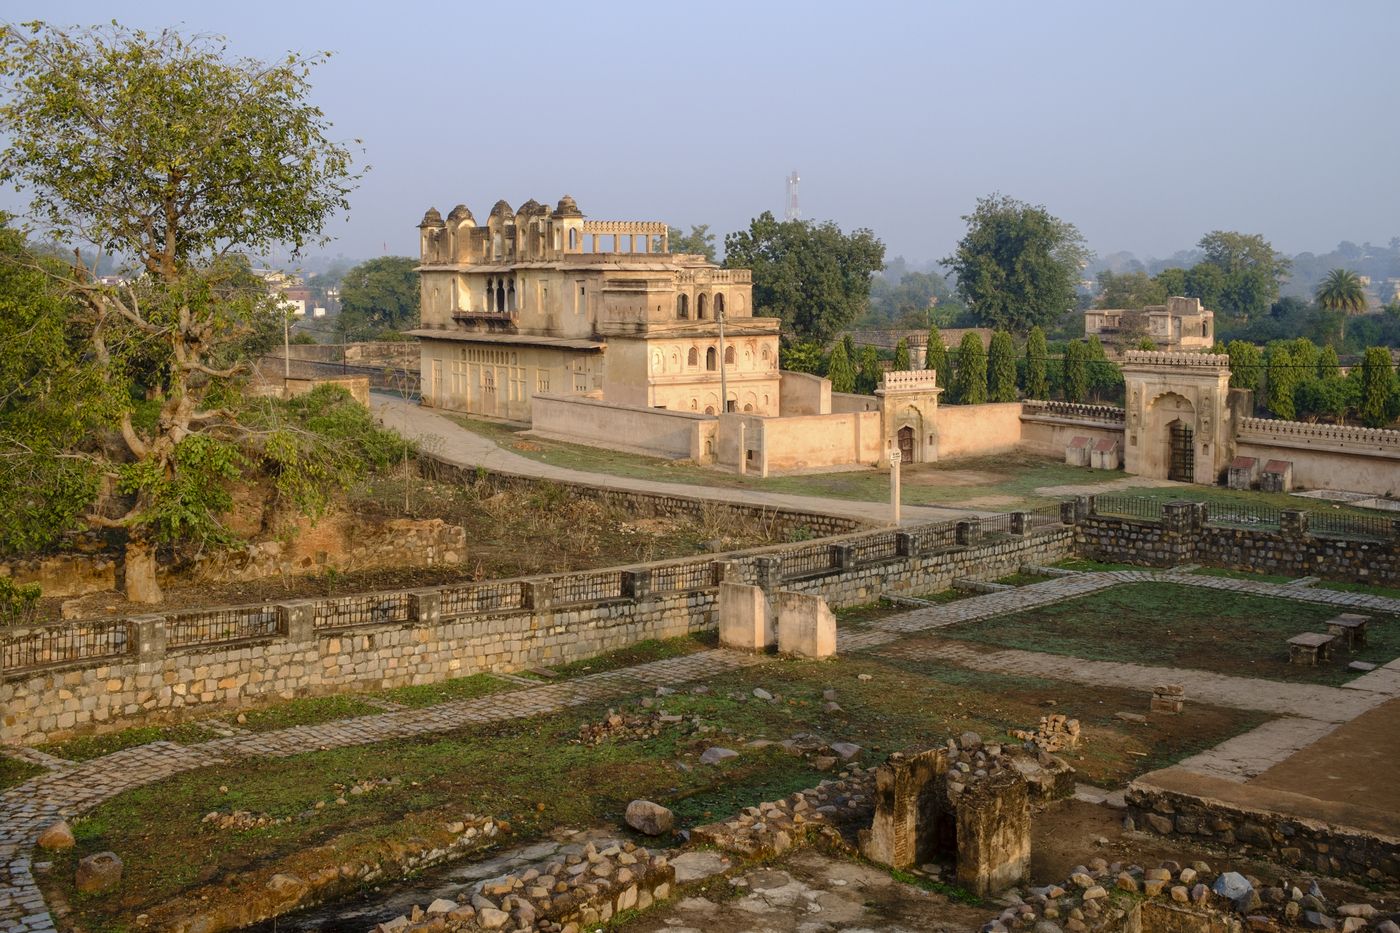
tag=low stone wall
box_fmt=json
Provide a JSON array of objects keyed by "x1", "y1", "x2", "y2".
[
  {"x1": 0, "y1": 553, "x2": 117, "y2": 599},
  {"x1": 530, "y1": 393, "x2": 710, "y2": 461},
  {"x1": 0, "y1": 525, "x2": 1073, "y2": 745},
  {"x1": 1127, "y1": 767, "x2": 1400, "y2": 884},
  {"x1": 1075, "y1": 501, "x2": 1400, "y2": 585}
]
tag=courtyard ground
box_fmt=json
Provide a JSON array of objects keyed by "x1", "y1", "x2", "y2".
[{"x1": 8, "y1": 569, "x2": 1400, "y2": 932}]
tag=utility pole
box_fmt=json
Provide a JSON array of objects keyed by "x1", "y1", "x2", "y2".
[
  {"x1": 718, "y1": 300, "x2": 728, "y2": 413},
  {"x1": 889, "y1": 443, "x2": 902, "y2": 526},
  {"x1": 283, "y1": 306, "x2": 291, "y2": 381}
]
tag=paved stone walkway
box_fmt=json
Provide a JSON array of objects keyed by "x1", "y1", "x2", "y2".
[
  {"x1": 372, "y1": 393, "x2": 975, "y2": 526},
  {"x1": 2, "y1": 568, "x2": 1396, "y2": 930}
]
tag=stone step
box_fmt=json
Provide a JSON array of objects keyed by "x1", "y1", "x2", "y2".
[
  {"x1": 1022, "y1": 564, "x2": 1081, "y2": 578},
  {"x1": 952, "y1": 578, "x2": 1015, "y2": 594},
  {"x1": 1287, "y1": 576, "x2": 1321, "y2": 587},
  {"x1": 881, "y1": 592, "x2": 936, "y2": 609}
]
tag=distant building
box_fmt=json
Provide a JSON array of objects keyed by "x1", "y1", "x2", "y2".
[{"x1": 1084, "y1": 296, "x2": 1214, "y2": 350}]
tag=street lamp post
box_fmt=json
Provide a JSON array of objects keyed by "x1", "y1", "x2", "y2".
[{"x1": 718, "y1": 301, "x2": 728, "y2": 413}]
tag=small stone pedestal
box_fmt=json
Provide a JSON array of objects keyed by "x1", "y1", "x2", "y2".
[
  {"x1": 776, "y1": 591, "x2": 836, "y2": 659},
  {"x1": 955, "y1": 771, "x2": 1031, "y2": 897},
  {"x1": 1287, "y1": 632, "x2": 1335, "y2": 666},
  {"x1": 1325, "y1": 613, "x2": 1369, "y2": 649},
  {"x1": 718, "y1": 582, "x2": 774, "y2": 651},
  {"x1": 1151, "y1": 683, "x2": 1185, "y2": 715},
  {"x1": 859, "y1": 748, "x2": 948, "y2": 870}
]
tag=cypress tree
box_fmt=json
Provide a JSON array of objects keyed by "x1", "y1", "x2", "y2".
[
  {"x1": 954, "y1": 332, "x2": 987, "y2": 404},
  {"x1": 857, "y1": 345, "x2": 882, "y2": 394},
  {"x1": 925, "y1": 327, "x2": 950, "y2": 390},
  {"x1": 1025, "y1": 326, "x2": 1048, "y2": 399},
  {"x1": 826, "y1": 340, "x2": 856, "y2": 393},
  {"x1": 893, "y1": 337, "x2": 911, "y2": 372},
  {"x1": 1062, "y1": 340, "x2": 1088, "y2": 403},
  {"x1": 1265, "y1": 343, "x2": 1297, "y2": 420},
  {"x1": 1227, "y1": 340, "x2": 1263, "y2": 393},
  {"x1": 1359, "y1": 346, "x2": 1396, "y2": 427},
  {"x1": 1318, "y1": 344, "x2": 1340, "y2": 380},
  {"x1": 988, "y1": 330, "x2": 1017, "y2": 402}
]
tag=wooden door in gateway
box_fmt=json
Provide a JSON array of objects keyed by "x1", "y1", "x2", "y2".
[{"x1": 898, "y1": 426, "x2": 915, "y2": 464}]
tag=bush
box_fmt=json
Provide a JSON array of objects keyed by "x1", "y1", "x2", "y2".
[{"x1": 0, "y1": 577, "x2": 41, "y2": 627}]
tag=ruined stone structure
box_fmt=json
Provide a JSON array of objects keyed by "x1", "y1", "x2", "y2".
[
  {"x1": 1085, "y1": 296, "x2": 1215, "y2": 350},
  {"x1": 413, "y1": 196, "x2": 781, "y2": 421}
]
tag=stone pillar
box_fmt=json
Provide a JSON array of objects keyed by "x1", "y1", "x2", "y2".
[
  {"x1": 131, "y1": 614, "x2": 167, "y2": 663},
  {"x1": 277, "y1": 600, "x2": 316, "y2": 645},
  {"x1": 737, "y1": 422, "x2": 746, "y2": 476},
  {"x1": 775, "y1": 591, "x2": 836, "y2": 659},
  {"x1": 1392, "y1": 518, "x2": 1400, "y2": 542},
  {"x1": 718, "y1": 582, "x2": 774, "y2": 651},
  {"x1": 711, "y1": 560, "x2": 737, "y2": 585},
  {"x1": 1060, "y1": 500, "x2": 1078, "y2": 525},
  {"x1": 1192, "y1": 502, "x2": 1209, "y2": 530},
  {"x1": 859, "y1": 748, "x2": 948, "y2": 869},
  {"x1": 1281, "y1": 509, "x2": 1309, "y2": 538},
  {"x1": 1160, "y1": 501, "x2": 1196, "y2": 532},
  {"x1": 623, "y1": 569, "x2": 652, "y2": 600},
  {"x1": 955, "y1": 519, "x2": 981, "y2": 547},
  {"x1": 830, "y1": 544, "x2": 856, "y2": 571},
  {"x1": 895, "y1": 531, "x2": 917, "y2": 558},
  {"x1": 1084, "y1": 495, "x2": 1097, "y2": 518},
  {"x1": 524, "y1": 580, "x2": 553, "y2": 611},
  {"x1": 955, "y1": 772, "x2": 1031, "y2": 897},
  {"x1": 1010, "y1": 511, "x2": 1031, "y2": 536},
  {"x1": 408, "y1": 589, "x2": 441, "y2": 626},
  {"x1": 754, "y1": 556, "x2": 781, "y2": 595}
]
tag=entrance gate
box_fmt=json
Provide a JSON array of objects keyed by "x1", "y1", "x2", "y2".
[
  {"x1": 897, "y1": 426, "x2": 915, "y2": 464},
  {"x1": 1168, "y1": 420, "x2": 1194, "y2": 482}
]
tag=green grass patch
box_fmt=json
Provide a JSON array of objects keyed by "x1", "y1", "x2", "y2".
[
  {"x1": 942, "y1": 581, "x2": 1400, "y2": 685},
  {"x1": 44, "y1": 645, "x2": 1266, "y2": 930},
  {"x1": 995, "y1": 571, "x2": 1057, "y2": 587},
  {"x1": 1316, "y1": 580, "x2": 1400, "y2": 600},
  {"x1": 224, "y1": 695, "x2": 384, "y2": 732},
  {"x1": 0, "y1": 755, "x2": 45, "y2": 790},
  {"x1": 1191, "y1": 567, "x2": 1295, "y2": 584},
  {"x1": 1052, "y1": 557, "x2": 1148, "y2": 573},
  {"x1": 373, "y1": 673, "x2": 518, "y2": 708},
  {"x1": 37, "y1": 722, "x2": 215, "y2": 762},
  {"x1": 550, "y1": 633, "x2": 716, "y2": 678}
]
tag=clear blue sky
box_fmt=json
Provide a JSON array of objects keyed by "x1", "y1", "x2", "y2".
[{"x1": 16, "y1": 0, "x2": 1400, "y2": 266}]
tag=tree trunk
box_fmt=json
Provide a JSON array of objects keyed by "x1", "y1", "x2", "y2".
[{"x1": 123, "y1": 539, "x2": 163, "y2": 604}]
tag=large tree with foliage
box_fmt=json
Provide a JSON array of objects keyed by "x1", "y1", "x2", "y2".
[
  {"x1": 943, "y1": 194, "x2": 1090, "y2": 333},
  {"x1": 1194, "y1": 231, "x2": 1289, "y2": 322},
  {"x1": 1094, "y1": 269, "x2": 1165, "y2": 310},
  {"x1": 1226, "y1": 340, "x2": 1263, "y2": 394},
  {"x1": 0, "y1": 22, "x2": 363, "y2": 600},
  {"x1": 337, "y1": 256, "x2": 420, "y2": 339},
  {"x1": 1024, "y1": 326, "x2": 1049, "y2": 398},
  {"x1": 987, "y1": 331, "x2": 1017, "y2": 402},
  {"x1": 667, "y1": 224, "x2": 717, "y2": 262},
  {"x1": 724, "y1": 212, "x2": 885, "y2": 345},
  {"x1": 1264, "y1": 343, "x2": 1298, "y2": 419},
  {"x1": 892, "y1": 338, "x2": 911, "y2": 372},
  {"x1": 856, "y1": 345, "x2": 882, "y2": 395},
  {"x1": 952, "y1": 333, "x2": 987, "y2": 404},
  {"x1": 925, "y1": 327, "x2": 950, "y2": 392}
]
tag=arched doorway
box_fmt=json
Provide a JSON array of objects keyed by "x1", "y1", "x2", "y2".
[
  {"x1": 897, "y1": 426, "x2": 915, "y2": 464},
  {"x1": 1167, "y1": 419, "x2": 1194, "y2": 482}
]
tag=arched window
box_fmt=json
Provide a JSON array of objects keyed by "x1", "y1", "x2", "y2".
[
  {"x1": 724, "y1": 346, "x2": 736, "y2": 365},
  {"x1": 568, "y1": 228, "x2": 577, "y2": 250},
  {"x1": 743, "y1": 403, "x2": 753, "y2": 412},
  {"x1": 715, "y1": 293, "x2": 726, "y2": 317},
  {"x1": 706, "y1": 347, "x2": 717, "y2": 371},
  {"x1": 496, "y1": 282, "x2": 506, "y2": 313},
  {"x1": 492, "y1": 232, "x2": 502, "y2": 258},
  {"x1": 507, "y1": 281, "x2": 516, "y2": 312},
  {"x1": 697, "y1": 293, "x2": 708, "y2": 319},
  {"x1": 761, "y1": 345, "x2": 771, "y2": 360},
  {"x1": 690, "y1": 399, "x2": 698, "y2": 411},
  {"x1": 677, "y1": 294, "x2": 689, "y2": 319},
  {"x1": 687, "y1": 347, "x2": 698, "y2": 367},
  {"x1": 704, "y1": 406, "x2": 715, "y2": 415}
]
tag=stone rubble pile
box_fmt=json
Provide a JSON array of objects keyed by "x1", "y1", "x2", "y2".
[
  {"x1": 373, "y1": 840, "x2": 673, "y2": 933},
  {"x1": 199, "y1": 777, "x2": 406, "y2": 831},
  {"x1": 978, "y1": 856, "x2": 1400, "y2": 933},
  {"x1": 688, "y1": 770, "x2": 876, "y2": 859},
  {"x1": 947, "y1": 731, "x2": 1076, "y2": 802},
  {"x1": 1010, "y1": 714, "x2": 1082, "y2": 754},
  {"x1": 571, "y1": 709, "x2": 675, "y2": 746}
]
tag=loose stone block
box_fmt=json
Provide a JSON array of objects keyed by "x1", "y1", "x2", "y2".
[
  {"x1": 1151, "y1": 683, "x2": 1185, "y2": 715},
  {"x1": 1287, "y1": 632, "x2": 1336, "y2": 666},
  {"x1": 859, "y1": 747, "x2": 948, "y2": 870},
  {"x1": 775, "y1": 591, "x2": 836, "y2": 659},
  {"x1": 955, "y1": 771, "x2": 1031, "y2": 897},
  {"x1": 717, "y1": 582, "x2": 774, "y2": 652}
]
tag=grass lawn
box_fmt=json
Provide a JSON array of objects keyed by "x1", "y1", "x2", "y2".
[
  {"x1": 1316, "y1": 580, "x2": 1400, "y2": 600},
  {"x1": 0, "y1": 755, "x2": 46, "y2": 790},
  {"x1": 941, "y1": 582, "x2": 1400, "y2": 685},
  {"x1": 996, "y1": 571, "x2": 1059, "y2": 587},
  {"x1": 220, "y1": 695, "x2": 385, "y2": 732},
  {"x1": 1191, "y1": 567, "x2": 1296, "y2": 585},
  {"x1": 1052, "y1": 557, "x2": 1149, "y2": 573},
  {"x1": 372, "y1": 672, "x2": 521, "y2": 708},
  {"x1": 42, "y1": 647, "x2": 1263, "y2": 930},
  {"x1": 37, "y1": 722, "x2": 218, "y2": 762},
  {"x1": 549, "y1": 633, "x2": 716, "y2": 678}
]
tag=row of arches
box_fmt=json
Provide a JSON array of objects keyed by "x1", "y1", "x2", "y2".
[
  {"x1": 685, "y1": 391, "x2": 768, "y2": 415},
  {"x1": 652, "y1": 342, "x2": 774, "y2": 375},
  {"x1": 676, "y1": 292, "x2": 728, "y2": 320},
  {"x1": 483, "y1": 276, "x2": 516, "y2": 314}
]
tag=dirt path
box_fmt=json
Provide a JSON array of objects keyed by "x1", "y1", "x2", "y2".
[{"x1": 373, "y1": 393, "x2": 977, "y2": 526}]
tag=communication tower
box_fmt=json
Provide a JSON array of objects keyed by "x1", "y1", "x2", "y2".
[{"x1": 785, "y1": 170, "x2": 801, "y2": 221}]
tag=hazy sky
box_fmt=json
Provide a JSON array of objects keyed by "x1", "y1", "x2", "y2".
[{"x1": 15, "y1": 1, "x2": 1400, "y2": 267}]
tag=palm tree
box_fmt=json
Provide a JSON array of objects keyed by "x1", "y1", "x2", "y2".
[{"x1": 1315, "y1": 268, "x2": 1367, "y2": 343}]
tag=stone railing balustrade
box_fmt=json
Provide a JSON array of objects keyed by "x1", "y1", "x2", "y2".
[
  {"x1": 1237, "y1": 417, "x2": 1400, "y2": 451},
  {"x1": 1021, "y1": 400, "x2": 1126, "y2": 423}
]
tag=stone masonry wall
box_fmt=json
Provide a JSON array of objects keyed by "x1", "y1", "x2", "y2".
[
  {"x1": 0, "y1": 529, "x2": 1073, "y2": 746},
  {"x1": 1126, "y1": 781, "x2": 1400, "y2": 884}
]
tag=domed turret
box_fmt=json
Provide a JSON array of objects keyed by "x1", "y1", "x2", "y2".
[
  {"x1": 489, "y1": 199, "x2": 514, "y2": 220},
  {"x1": 552, "y1": 195, "x2": 583, "y2": 218},
  {"x1": 446, "y1": 204, "x2": 474, "y2": 224},
  {"x1": 418, "y1": 207, "x2": 445, "y2": 228}
]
